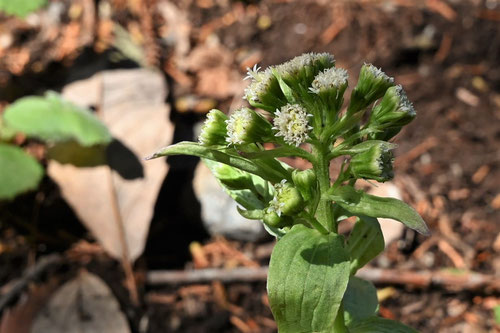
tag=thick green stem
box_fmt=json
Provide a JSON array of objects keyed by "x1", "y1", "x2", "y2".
[
  {"x1": 333, "y1": 303, "x2": 348, "y2": 333},
  {"x1": 312, "y1": 143, "x2": 335, "y2": 233}
]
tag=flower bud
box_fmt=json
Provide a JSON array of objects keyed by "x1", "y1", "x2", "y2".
[
  {"x1": 348, "y1": 63, "x2": 394, "y2": 114},
  {"x1": 212, "y1": 163, "x2": 253, "y2": 190},
  {"x1": 309, "y1": 67, "x2": 348, "y2": 113},
  {"x1": 370, "y1": 85, "x2": 416, "y2": 128},
  {"x1": 292, "y1": 168, "x2": 317, "y2": 201},
  {"x1": 273, "y1": 104, "x2": 313, "y2": 147},
  {"x1": 350, "y1": 141, "x2": 395, "y2": 182},
  {"x1": 226, "y1": 107, "x2": 273, "y2": 145},
  {"x1": 275, "y1": 52, "x2": 336, "y2": 88},
  {"x1": 268, "y1": 180, "x2": 305, "y2": 217},
  {"x1": 244, "y1": 67, "x2": 287, "y2": 111},
  {"x1": 198, "y1": 109, "x2": 228, "y2": 146}
]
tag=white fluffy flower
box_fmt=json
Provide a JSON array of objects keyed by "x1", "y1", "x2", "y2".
[
  {"x1": 364, "y1": 63, "x2": 394, "y2": 85},
  {"x1": 244, "y1": 64, "x2": 261, "y2": 81},
  {"x1": 266, "y1": 179, "x2": 288, "y2": 216},
  {"x1": 273, "y1": 104, "x2": 313, "y2": 146},
  {"x1": 309, "y1": 67, "x2": 349, "y2": 94},
  {"x1": 394, "y1": 85, "x2": 416, "y2": 117},
  {"x1": 226, "y1": 108, "x2": 253, "y2": 145},
  {"x1": 243, "y1": 68, "x2": 273, "y2": 103}
]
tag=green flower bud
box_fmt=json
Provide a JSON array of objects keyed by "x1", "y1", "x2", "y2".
[
  {"x1": 268, "y1": 180, "x2": 305, "y2": 217},
  {"x1": 263, "y1": 211, "x2": 293, "y2": 228},
  {"x1": 244, "y1": 67, "x2": 287, "y2": 111},
  {"x1": 212, "y1": 163, "x2": 253, "y2": 190},
  {"x1": 292, "y1": 168, "x2": 317, "y2": 201},
  {"x1": 198, "y1": 109, "x2": 228, "y2": 146},
  {"x1": 309, "y1": 67, "x2": 348, "y2": 113},
  {"x1": 370, "y1": 85, "x2": 416, "y2": 128},
  {"x1": 226, "y1": 107, "x2": 273, "y2": 145},
  {"x1": 274, "y1": 52, "x2": 336, "y2": 88},
  {"x1": 273, "y1": 104, "x2": 313, "y2": 147},
  {"x1": 350, "y1": 141, "x2": 395, "y2": 182},
  {"x1": 348, "y1": 63, "x2": 394, "y2": 114}
]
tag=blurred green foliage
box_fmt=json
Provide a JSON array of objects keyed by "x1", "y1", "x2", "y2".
[{"x1": 0, "y1": 0, "x2": 47, "y2": 18}]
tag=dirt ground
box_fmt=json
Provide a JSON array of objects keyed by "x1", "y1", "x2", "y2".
[{"x1": 0, "y1": 0, "x2": 499, "y2": 332}]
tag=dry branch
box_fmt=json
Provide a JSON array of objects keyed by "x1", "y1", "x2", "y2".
[{"x1": 146, "y1": 266, "x2": 500, "y2": 293}]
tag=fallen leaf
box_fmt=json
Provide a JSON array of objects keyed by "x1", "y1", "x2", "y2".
[
  {"x1": 50, "y1": 68, "x2": 173, "y2": 261},
  {"x1": 31, "y1": 271, "x2": 131, "y2": 333}
]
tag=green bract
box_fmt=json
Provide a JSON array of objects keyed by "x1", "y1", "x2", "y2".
[{"x1": 149, "y1": 53, "x2": 427, "y2": 332}]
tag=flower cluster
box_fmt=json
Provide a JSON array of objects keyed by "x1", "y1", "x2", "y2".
[{"x1": 195, "y1": 52, "x2": 417, "y2": 225}]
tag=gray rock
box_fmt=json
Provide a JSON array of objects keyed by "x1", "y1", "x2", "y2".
[{"x1": 192, "y1": 162, "x2": 267, "y2": 242}]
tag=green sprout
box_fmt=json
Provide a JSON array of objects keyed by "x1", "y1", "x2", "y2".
[{"x1": 148, "y1": 53, "x2": 429, "y2": 332}]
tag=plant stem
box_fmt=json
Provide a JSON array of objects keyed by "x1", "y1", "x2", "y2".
[
  {"x1": 298, "y1": 211, "x2": 329, "y2": 235},
  {"x1": 312, "y1": 143, "x2": 335, "y2": 233},
  {"x1": 333, "y1": 303, "x2": 348, "y2": 333}
]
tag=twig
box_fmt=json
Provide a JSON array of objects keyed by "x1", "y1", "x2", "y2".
[
  {"x1": 0, "y1": 254, "x2": 62, "y2": 315},
  {"x1": 147, "y1": 267, "x2": 269, "y2": 285},
  {"x1": 146, "y1": 266, "x2": 500, "y2": 292}
]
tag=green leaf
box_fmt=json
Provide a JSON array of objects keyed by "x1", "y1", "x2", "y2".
[
  {"x1": 3, "y1": 92, "x2": 112, "y2": 147},
  {"x1": 240, "y1": 145, "x2": 313, "y2": 162},
  {"x1": 343, "y1": 277, "x2": 378, "y2": 325},
  {"x1": 148, "y1": 141, "x2": 289, "y2": 183},
  {"x1": 0, "y1": 0, "x2": 46, "y2": 17},
  {"x1": 346, "y1": 216, "x2": 385, "y2": 274},
  {"x1": 325, "y1": 185, "x2": 430, "y2": 235},
  {"x1": 494, "y1": 305, "x2": 500, "y2": 325},
  {"x1": 348, "y1": 316, "x2": 419, "y2": 333},
  {"x1": 268, "y1": 224, "x2": 350, "y2": 332},
  {"x1": 203, "y1": 159, "x2": 289, "y2": 239},
  {"x1": 0, "y1": 144, "x2": 43, "y2": 200}
]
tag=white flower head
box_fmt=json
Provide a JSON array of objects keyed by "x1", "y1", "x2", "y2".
[
  {"x1": 394, "y1": 85, "x2": 416, "y2": 117},
  {"x1": 243, "y1": 68, "x2": 273, "y2": 103},
  {"x1": 198, "y1": 109, "x2": 228, "y2": 146},
  {"x1": 244, "y1": 64, "x2": 261, "y2": 81},
  {"x1": 226, "y1": 108, "x2": 253, "y2": 145},
  {"x1": 309, "y1": 67, "x2": 348, "y2": 94},
  {"x1": 364, "y1": 63, "x2": 394, "y2": 85},
  {"x1": 275, "y1": 53, "x2": 335, "y2": 79},
  {"x1": 266, "y1": 179, "x2": 288, "y2": 216},
  {"x1": 273, "y1": 104, "x2": 313, "y2": 147}
]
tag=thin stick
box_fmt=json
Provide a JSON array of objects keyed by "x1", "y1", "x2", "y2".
[
  {"x1": 106, "y1": 170, "x2": 139, "y2": 306},
  {"x1": 0, "y1": 254, "x2": 62, "y2": 314},
  {"x1": 146, "y1": 266, "x2": 500, "y2": 292}
]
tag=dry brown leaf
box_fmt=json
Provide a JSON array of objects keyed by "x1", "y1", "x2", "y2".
[
  {"x1": 50, "y1": 69, "x2": 173, "y2": 262},
  {"x1": 31, "y1": 271, "x2": 130, "y2": 333}
]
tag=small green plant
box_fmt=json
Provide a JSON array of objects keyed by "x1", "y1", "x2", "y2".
[
  {"x1": 0, "y1": 0, "x2": 47, "y2": 18},
  {"x1": 149, "y1": 53, "x2": 429, "y2": 332},
  {"x1": 0, "y1": 92, "x2": 111, "y2": 200}
]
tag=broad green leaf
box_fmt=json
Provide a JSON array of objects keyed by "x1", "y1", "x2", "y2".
[
  {"x1": 494, "y1": 305, "x2": 500, "y2": 325},
  {"x1": 0, "y1": 144, "x2": 43, "y2": 200},
  {"x1": 203, "y1": 159, "x2": 288, "y2": 239},
  {"x1": 203, "y1": 158, "x2": 271, "y2": 210},
  {"x1": 348, "y1": 316, "x2": 419, "y2": 333},
  {"x1": 148, "y1": 141, "x2": 289, "y2": 183},
  {"x1": 325, "y1": 185, "x2": 430, "y2": 235},
  {"x1": 268, "y1": 224, "x2": 350, "y2": 332},
  {"x1": 343, "y1": 277, "x2": 378, "y2": 325},
  {"x1": 240, "y1": 145, "x2": 313, "y2": 162},
  {"x1": 0, "y1": 117, "x2": 16, "y2": 141},
  {"x1": 3, "y1": 92, "x2": 112, "y2": 147},
  {"x1": 346, "y1": 216, "x2": 385, "y2": 274},
  {"x1": 0, "y1": 0, "x2": 46, "y2": 17},
  {"x1": 47, "y1": 140, "x2": 107, "y2": 167}
]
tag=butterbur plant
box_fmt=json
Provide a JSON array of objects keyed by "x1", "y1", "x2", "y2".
[{"x1": 148, "y1": 53, "x2": 429, "y2": 332}]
